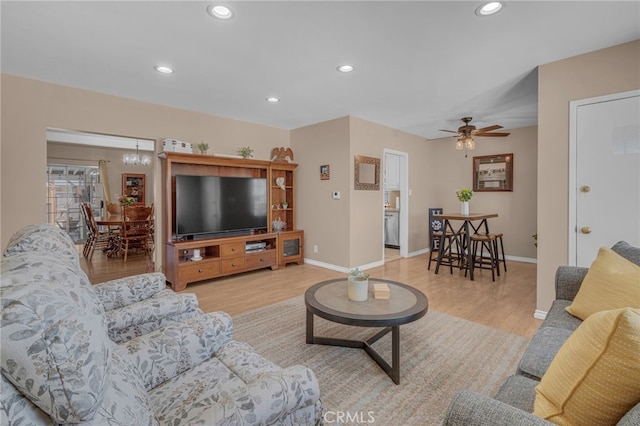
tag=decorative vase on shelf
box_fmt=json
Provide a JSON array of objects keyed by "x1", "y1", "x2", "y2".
[
  {"x1": 348, "y1": 278, "x2": 369, "y2": 302},
  {"x1": 461, "y1": 201, "x2": 469, "y2": 215}
]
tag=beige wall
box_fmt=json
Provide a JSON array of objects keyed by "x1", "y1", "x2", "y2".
[
  {"x1": 537, "y1": 40, "x2": 640, "y2": 313},
  {"x1": 292, "y1": 116, "x2": 432, "y2": 269},
  {"x1": 1, "y1": 74, "x2": 289, "y2": 259},
  {"x1": 291, "y1": 117, "x2": 352, "y2": 267},
  {"x1": 349, "y1": 117, "x2": 433, "y2": 261}
]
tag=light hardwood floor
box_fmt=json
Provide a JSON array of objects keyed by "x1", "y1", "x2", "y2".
[{"x1": 81, "y1": 247, "x2": 542, "y2": 338}]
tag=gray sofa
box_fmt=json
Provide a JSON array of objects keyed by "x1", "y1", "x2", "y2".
[
  {"x1": 443, "y1": 240, "x2": 640, "y2": 426},
  {"x1": 1, "y1": 224, "x2": 322, "y2": 425}
]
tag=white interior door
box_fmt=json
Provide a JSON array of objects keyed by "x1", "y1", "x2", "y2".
[{"x1": 570, "y1": 91, "x2": 640, "y2": 266}]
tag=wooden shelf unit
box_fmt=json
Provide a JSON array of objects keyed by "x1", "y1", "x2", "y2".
[
  {"x1": 122, "y1": 173, "x2": 145, "y2": 205},
  {"x1": 160, "y1": 152, "x2": 302, "y2": 290},
  {"x1": 269, "y1": 163, "x2": 297, "y2": 231}
]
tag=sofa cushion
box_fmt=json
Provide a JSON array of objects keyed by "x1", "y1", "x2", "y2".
[
  {"x1": 565, "y1": 247, "x2": 640, "y2": 320},
  {"x1": 494, "y1": 375, "x2": 540, "y2": 413},
  {"x1": 0, "y1": 278, "x2": 111, "y2": 422},
  {"x1": 541, "y1": 300, "x2": 582, "y2": 331},
  {"x1": 517, "y1": 327, "x2": 574, "y2": 380},
  {"x1": 534, "y1": 308, "x2": 640, "y2": 425},
  {"x1": 612, "y1": 240, "x2": 640, "y2": 266}
]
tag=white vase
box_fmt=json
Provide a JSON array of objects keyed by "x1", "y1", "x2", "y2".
[
  {"x1": 348, "y1": 278, "x2": 369, "y2": 301},
  {"x1": 461, "y1": 201, "x2": 469, "y2": 215}
]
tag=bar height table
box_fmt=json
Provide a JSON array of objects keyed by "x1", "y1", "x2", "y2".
[{"x1": 432, "y1": 212, "x2": 498, "y2": 280}]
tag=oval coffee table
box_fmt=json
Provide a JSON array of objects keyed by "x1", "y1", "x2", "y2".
[{"x1": 305, "y1": 278, "x2": 428, "y2": 384}]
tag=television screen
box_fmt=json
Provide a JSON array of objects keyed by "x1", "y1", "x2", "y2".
[{"x1": 175, "y1": 175, "x2": 268, "y2": 238}]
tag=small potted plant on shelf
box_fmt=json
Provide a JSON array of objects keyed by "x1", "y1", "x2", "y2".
[
  {"x1": 281, "y1": 201, "x2": 289, "y2": 209},
  {"x1": 197, "y1": 142, "x2": 209, "y2": 155},
  {"x1": 456, "y1": 188, "x2": 473, "y2": 215},
  {"x1": 239, "y1": 146, "x2": 254, "y2": 158},
  {"x1": 348, "y1": 268, "x2": 369, "y2": 301}
]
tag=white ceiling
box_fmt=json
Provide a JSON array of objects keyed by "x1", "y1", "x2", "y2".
[{"x1": 2, "y1": 1, "x2": 639, "y2": 140}]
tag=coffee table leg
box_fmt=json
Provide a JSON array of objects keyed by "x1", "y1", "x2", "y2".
[
  {"x1": 306, "y1": 318, "x2": 402, "y2": 385},
  {"x1": 306, "y1": 309, "x2": 314, "y2": 344},
  {"x1": 392, "y1": 326, "x2": 400, "y2": 384}
]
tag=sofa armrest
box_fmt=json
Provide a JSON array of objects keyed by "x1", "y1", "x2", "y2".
[
  {"x1": 443, "y1": 390, "x2": 552, "y2": 426},
  {"x1": 105, "y1": 290, "x2": 199, "y2": 341},
  {"x1": 93, "y1": 272, "x2": 167, "y2": 311},
  {"x1": 121, "y1": 312, "x2": 233, "y2": 390},
  {"x1": 214, "y1": 365, "x2": 321, "y2": 425},
  {"x1": 555, "y1": 266, "x2": 589, "y2": 301}
]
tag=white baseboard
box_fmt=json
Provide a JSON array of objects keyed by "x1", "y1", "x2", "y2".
[
  {"x1": 408, "y1": 248, "x2": 429, "y2": 257},
  {"x1": 303, "y1": 258, "x2": 384, "y2": 273},
  {"x1": 304, "y1": 251, "x2": 537, "y2": 273},
  {"x1": 534, "y1": 310, "x2": 548, "y2": 320}
]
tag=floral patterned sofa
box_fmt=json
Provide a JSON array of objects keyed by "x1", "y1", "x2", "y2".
[{"x1": 1, "y1": 224, "x2": 322, "y2": 425}]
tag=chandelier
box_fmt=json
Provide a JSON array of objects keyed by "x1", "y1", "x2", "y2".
[{"x1": 123, "y1": 140, "x2": 151, "y2": 166}]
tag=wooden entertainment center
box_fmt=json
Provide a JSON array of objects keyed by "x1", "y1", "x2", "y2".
[{"x1": 160, "y1": 152, "x2": 303, "y2": 291}]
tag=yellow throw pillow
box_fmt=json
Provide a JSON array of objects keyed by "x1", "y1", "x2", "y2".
[
  {"x1": 534, "y1": 308, "x2": 640, "y2": 425},
  {"x1": 565, "y1": 247, "x2": 640, "y2": 320}
]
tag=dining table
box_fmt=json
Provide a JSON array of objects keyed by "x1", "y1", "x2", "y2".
[
  {"x1": 432, "y1": 212, "x2": 498, "y2": 281},
  {"x1": 95, "y1": 215, "x2": 125, "y2": 257}
]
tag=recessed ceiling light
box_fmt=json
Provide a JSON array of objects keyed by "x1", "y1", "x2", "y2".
[
  {"x1": 266, "y1": 97, "x2": 280, "y2": 103},
  {"x1": 337, "y1": 64, "x2": 355, "y2": 73},
  {"x1": 475, "y1": 2, "x2": 504, "y2": 16},
  {"x1": 154, "y1": 65, "x2": 174, "y2": 74},
  {"x1": 207, "y1": 4, "x2": 234, "y2": 20}
]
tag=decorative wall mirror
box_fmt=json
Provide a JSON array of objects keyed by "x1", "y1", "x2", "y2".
[{"x1": 354, "y1": 155, "x2": 380, "y2": 190}]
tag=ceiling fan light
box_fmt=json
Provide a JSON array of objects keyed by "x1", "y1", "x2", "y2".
[
  {"x1": 456, "y1": 138, "x2": 464, "y2": 150},
  {"x1": 465, "y1": 137, "x2": 475, "y2": 150}
]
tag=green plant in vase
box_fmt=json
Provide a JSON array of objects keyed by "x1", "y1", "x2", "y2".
[
  {"x1": 239, "y1": 146, "x2": 254, "y2": 158},
  {"x1": 197, "y1": 142, "x2": 209, "y2": 155},
  {"x1": 456, "y1": 188, "x2": 473, "y2": 202},
  {"x1": 348, "y1": 267, "x2": 369, "y2": 281},
  {"x1": 456, "y1": 188, "x2": 473, "y2": 215}
]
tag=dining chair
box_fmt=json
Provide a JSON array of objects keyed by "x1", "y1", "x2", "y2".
[
  {"x1": 81, "y1": 202, "x2": 111, "y2": 261},
  {"x1": 118, "y1": 207, "x2": 153, "y2": 262}
]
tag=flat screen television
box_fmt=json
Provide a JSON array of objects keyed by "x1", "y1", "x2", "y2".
[{"x1": 175, "y1": 175, "x2": 268, "y2": 239}]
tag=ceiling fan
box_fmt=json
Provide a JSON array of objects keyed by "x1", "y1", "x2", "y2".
[{"x1": 439, "y1": 117, "x2": 510, "y2": 151}]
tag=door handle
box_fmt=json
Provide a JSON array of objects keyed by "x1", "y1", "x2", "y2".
[
  {"x1": 580, "y1": 185, "x2": 591, "y2": 193},
  {"x1": 580, "y1": 226, "x2": 592, "y2": 234}
]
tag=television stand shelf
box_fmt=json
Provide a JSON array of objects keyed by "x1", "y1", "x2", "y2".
[{"x1": 166, "y1": 233, "x2": 279, "y2": 291}]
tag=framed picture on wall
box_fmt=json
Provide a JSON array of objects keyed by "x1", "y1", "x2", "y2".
[
  {"x1": 320, "y1": 165, "x2": 330, "y2": 180},
  {"x1": 473, "y1": 153, "x2": 513, "y2": 192}
]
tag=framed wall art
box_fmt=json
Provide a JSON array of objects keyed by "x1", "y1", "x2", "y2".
[
  {"x1": 354, "y1": 155, "x2": 380, "y2": 190},
  {"x1": 473, "y1": 153, "x2": 513, "y2": 192},
  {"x1": 320, "y1": 165, "x2": 330, "y2": 180}
]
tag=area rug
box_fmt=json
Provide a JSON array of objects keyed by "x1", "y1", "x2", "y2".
[{"x1": 232, "y1": 296, "x2": 529, "y2": 425}]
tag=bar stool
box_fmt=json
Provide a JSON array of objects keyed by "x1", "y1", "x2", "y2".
[
  {"x1": 487, "y1": 232, "x2": 507, "y2": 273},
  {"x1": 428, "y1": 208, "x2": 462, "y2": 272},
  {"x1": 469, "y1": 233, "x2": 500, "y2": 281},
  {"x1": 428, "y1": 230, "x2": 464, "y2": 272}
]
